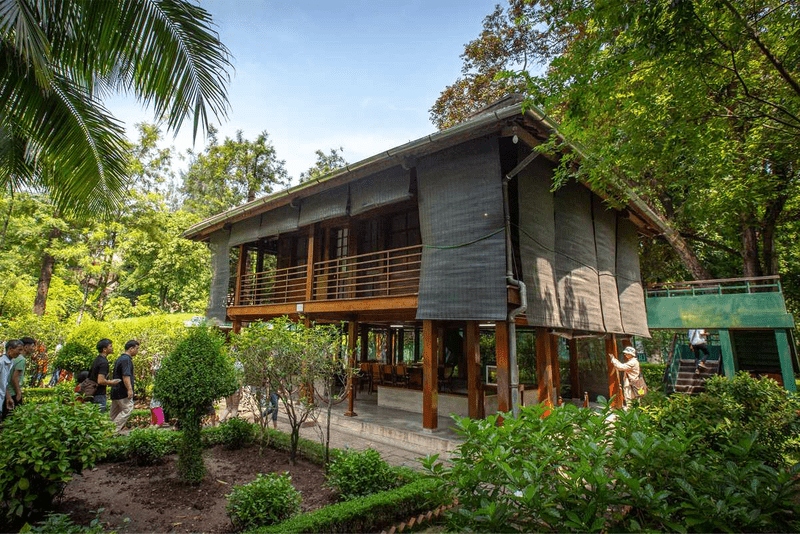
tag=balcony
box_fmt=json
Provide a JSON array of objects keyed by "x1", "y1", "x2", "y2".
[{"x1": 228, "y1": 245, "x2": 422, "y2": 313}]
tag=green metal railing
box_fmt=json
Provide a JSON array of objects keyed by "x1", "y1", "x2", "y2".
[{"x1": 647, "y1": 275, "x2": 782, "y2": 298}]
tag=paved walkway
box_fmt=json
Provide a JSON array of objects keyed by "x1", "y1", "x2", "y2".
[{"x1": 226, "y1": 390, "x2": 463, "y2": 469}]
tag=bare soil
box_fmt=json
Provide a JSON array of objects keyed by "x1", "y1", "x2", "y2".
[{"x1": 52, "y1": 445, "x2": 337, "y2": 533}]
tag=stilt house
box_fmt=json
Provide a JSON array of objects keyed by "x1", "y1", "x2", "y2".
[{"x1": 184, "y1": 97, "x2": 653, "y2": 429}]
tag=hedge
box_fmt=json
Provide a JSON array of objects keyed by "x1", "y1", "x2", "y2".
[
  {"x1": 640, "y1": 362, "x2": 667, "y2": 392},
  {"x1": 253, "y1": 478, "x2": 446, "y2": 534}
]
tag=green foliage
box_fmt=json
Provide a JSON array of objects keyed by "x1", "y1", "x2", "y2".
[
  {"x1": 54, "y1": 342, "x2": 95, "y2": 374},
  {"x1": 233, "y1": 317, "x2": 343, "y2": 462},
  {"x1": 19, "y1": 510, "x2": 109, "y2": 534},
  {"x1": 123, "y1": 409, "x2": 152, "y2": 429},
  {"x1": 647, "y1": 372, "x2": 800, "y2": 467},
  {"x1": 154, "y1": 326, "x2": 237, "y2": 483},
  {"x1": 256, "y1": 478, "x2": 446, "y2": 534},
  {"x1": 125, "y1": 428, "x2": 177, "y2": 466},
  {"x1": 0, "y1": 313, "x2": 69, "y2": 356},
  {"x1": 429, "y1": 397, "x2": 800, "y2": 532},
  {"x1": 226, "y1": 472, "x2": 301, "y2": 530},
  {"x1": 23, "y1": 388, "x2": 58, "y2": 404},
  {"x1": 219, "y1": 417, "x2": 255, "y2": 450},
  {"x1": 326, "y1": 448, "x2": 398, "y2": 500},
  {"x1": 0, "y1": 403, "x2": 113, "y2": 518},
  {"x1": 639, "y1": 362, "x2": 666, "y2": 393}
]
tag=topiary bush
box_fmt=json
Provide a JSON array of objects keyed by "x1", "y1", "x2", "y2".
[
  {"x1": 326, "y1": 448, "x2": 398, "y2": 500},
  {"x1": 218, "y1": 417, "x2": 255, "y2": 450},
  {"x1": 0, "y1": 403, "x2": 113, "y2": 519},
  {"x1": 126, "y1": 428, "x2": 175, "y2": 466},
  {"x1": 226, "y1": 472, "x2": 301, "y2": 530},
  {"x1": 153, "y1": 326, "x2": 238, "y2": 483}
]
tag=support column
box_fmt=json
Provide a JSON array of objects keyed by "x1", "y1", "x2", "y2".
[
  {"x1": 345, "y1": 320, "x2": 358, "y2": 416},
  {"x1": 550, "y1": 334, "x2": 561, "y2": 403},
  {"x1": 422, "y1": 320, "x2": 439, "y2": 430},
  {"x1": 568, "y1": 339, "x2": 580, "y2": 399},
  {"x1": 465, "y1": 321, "x2": 483, "y2": 418},
  {"x1": 398, "y1": 328, "x2": 405, "y2": 363},
  {"x1": 776, "y1": 329, "x2": 797, "y2": 392},
  {"x1": 536, "y1": 328, "x2": 554, "y2": 406},
  {"x1": 414, "y1": 327, "x2": 421, "y2": 362},
  {"x1": 232, "y1": 319, "x2": 242, "y2": 334},
  {"x1": 234, "y1": 244, "x2": 246, "y2": 306},
  {"x1": 718, "y1": 329, "x2": 736, "y2": 379},
  {"x1": 496, "y1": 321, "x2": 511, "y2": 413},
  {"x1": 605, "y1": 335, "x2": 623, "y2": 409}
]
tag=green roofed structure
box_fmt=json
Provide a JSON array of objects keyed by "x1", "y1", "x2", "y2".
[{"x1": 646, "y1": 276, "x2": 797, "y2": 392}]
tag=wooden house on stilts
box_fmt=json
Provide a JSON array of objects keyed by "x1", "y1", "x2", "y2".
[{"x1": 184, "y1": 96, "x2": 654, "y2": 429}]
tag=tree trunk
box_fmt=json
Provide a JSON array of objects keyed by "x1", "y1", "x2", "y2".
[
  {"x1": 0, "y1": 192, "x2": 14, "y2": 252},
  {"x1": 761, "y1": 192, "x2": 788, "y2": 276},
  {"x1": 741, "y1": 213, "x2": 762, "y2": 277},
  {"x1": 33, "y1": 226, "x2": 62, "y2": 315}
]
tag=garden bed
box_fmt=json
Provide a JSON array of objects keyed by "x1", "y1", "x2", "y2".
[{"x1": 53, "y1": 443, "x2": 337, "y2": 533}]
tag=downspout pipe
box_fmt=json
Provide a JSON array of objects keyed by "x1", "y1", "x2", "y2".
[{"x1": 502, "y1": 176, "x2": 528, "y2": 419}]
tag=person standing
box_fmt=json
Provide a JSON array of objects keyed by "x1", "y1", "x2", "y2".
[
  {"x1": 109, "y1": 340, "x2": 138, "y2": 433},
  {"x1": 1, "y1": 340, "x2": 22, "y2": 421},
  {"x1": 688, "y1": 329, "x2": 710, "y2": 372},
  {"x1": 7, "y1": 337, "x2": 35, "y2": 410},
  {"x1": 88, "y1": 339, "x2": 120, "y2": 413},
  {"x1": 609, "y1": 346, "x2": 645, "y2": 406}
]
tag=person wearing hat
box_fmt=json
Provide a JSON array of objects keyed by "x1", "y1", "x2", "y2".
[{"x1": 609, "y1": 346, "x2": 647, "y2": 405}]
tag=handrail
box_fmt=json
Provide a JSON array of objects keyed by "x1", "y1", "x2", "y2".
[{"x1": 646, "y1": 275, "x2": 782, "y2": 298}]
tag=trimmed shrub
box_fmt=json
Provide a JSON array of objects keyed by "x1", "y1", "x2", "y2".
[
  {"x1": 640, "y1": 362, "x2": 666, "y2": 392},
  {"x1": 126, "y1": 428, "x2": 175, "y2": 466},
  {"x1": 326, "y1": 448, "x2": 398, "y2": 500},
  {"x1": 54, "y1": 342, "x2": 95, "y2": 374},
  {"x1": 257, "y1": 478, "x2": 446, "y2": 534},
  {"x1": 0, "y1": 403, "x2": 113, "y2": 518},
  {"x1": 219, "y1": 417, "x2": 255, "y2": 450},
  {"x1": 22, "y1": 388, "x2": 58, "y2": 404},
  {"x1": 153, "y1": 326, "x2": 238, "y2": 483},
  {"x1": 226, "y1": 472, "x2": 301, "y2": 530},
  {"x1": 19, "y1": 510, "x2": 106, "y2": 534}
]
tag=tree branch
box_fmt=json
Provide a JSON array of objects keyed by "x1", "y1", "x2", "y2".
[{"x1": 679, "y1": 232, "x2": 739, "y2": 255}]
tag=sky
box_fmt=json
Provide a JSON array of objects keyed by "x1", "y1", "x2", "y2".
[{"x1": 106, "y1": 0, "x2": 504, "y2": 185}]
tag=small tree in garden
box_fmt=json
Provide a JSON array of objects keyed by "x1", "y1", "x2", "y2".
[
  {"x1": 153, "y1": 326, "x2": 238, "y2": 483},
  {"x1": 234, "y1": 316, "x2": 344, "y2": 463}
]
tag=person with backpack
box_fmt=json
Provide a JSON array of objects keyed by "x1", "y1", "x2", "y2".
[{"x1": 109, "y1": 340, "x2": 139, "y2": 433}]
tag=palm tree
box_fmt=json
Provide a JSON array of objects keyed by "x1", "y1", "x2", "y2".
[{"x1": 0, "y1": 0, "x2": 232, "y2": 215}]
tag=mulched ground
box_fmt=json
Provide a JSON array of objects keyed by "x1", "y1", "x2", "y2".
[{"x1": 50, "y1": 444, "x2": 338, "y2": 533}]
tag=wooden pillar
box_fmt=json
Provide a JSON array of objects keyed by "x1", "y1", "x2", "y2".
[
  {"x1": 398, "y1": 328, "x2": 405, "y2": 363},
  {"x1": 536, "y1": 328, "x2": 554, "y2": 406},
  {"x1": 568, "y1": 339, "x2": 580, "y2": 399},
  {"x1": 550, "y1": 334, "x2": 561, "y2": 403},
  {"x1": 422, "y1": 320, "x2": 439, "y2": 430},
  {"x1": 359, "y1": 325, "x2": 369, "y2": 363},
  {"x1": 305, "y1": 224, "x2": 316, "y2": 301},
  {"x1": 234, "y1": 244, "x2": 246, "y2": 306},
  {"x1": 465, "y1": 321, "x2": 484, "y2": 418},
  {"x1": 232, "y1": 319, "x2": 242, "y2": 334},
  {"x1": 345, "y1": 320, "x2": 358, "y2": 416},
  {"x1": 776, "y1": 329, "x2": 797, "y2": 392},
  {"x1": 605, "y1": 335, "x2": 623, "y2": 409},
  {"x1": 496, "y1": 321, "x2": 511, "y2": 413}
]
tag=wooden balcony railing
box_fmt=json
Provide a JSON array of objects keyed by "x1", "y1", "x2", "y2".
[
  {"x1": 312, "y1": 245, "x2": 422, "y2": 300},
  {"x1": 228, "y1": 245, "x2": 422, "y2": 307}
]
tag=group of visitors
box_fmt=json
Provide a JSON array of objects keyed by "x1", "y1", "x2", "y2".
[
  {"x1": 78, "y1": 338, "x2": 138, "y2": 434},
  {"x1": 0, "y1": 337, "x2": 34, "y2": 422}
]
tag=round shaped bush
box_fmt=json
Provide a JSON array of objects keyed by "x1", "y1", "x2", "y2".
[
  {"x1": 219, "y1": 417, "x2": 255, "y2": 450},
  {"x1": 226, "y1": 472, "x2": 301, "y2": 529},
  {"x1": 326, "y1": 448, "x2": 397, "y2": 500},
  {"x1": 126, "y1": 428, "x2": 174, "y2": 466},
  {"x1": 54, "y1": 341, "x2": 95, "y2": 374}
]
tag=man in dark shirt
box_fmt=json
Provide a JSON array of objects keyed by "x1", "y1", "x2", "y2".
[
  {"x1": 110, "y1": 340, "x2": 138, "y2": 433},
  {"x1": 88, "y1": 339, "x2": 120, "y2": 413}
]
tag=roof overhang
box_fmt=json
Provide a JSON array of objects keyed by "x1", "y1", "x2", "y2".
[{"x1": 183, "y1": 100, "x2": 659, "y2": 241}]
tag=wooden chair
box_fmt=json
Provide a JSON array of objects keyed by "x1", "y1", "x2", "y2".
[
  {"x1": 382, "y1": 364, "x2": 395, "y2": 386},
  {"x1": 438, "y1": 364, "x2": 455, "y2": 392},
  {"x1": 394, "y1": 364, "x2": 410, "y2": 388},
  {"x1": 371, "y1": 363, "x2": 383, "y2": 387},
  {"x1": 358, "y1": 362, "x2": 372, "y2": 393}
]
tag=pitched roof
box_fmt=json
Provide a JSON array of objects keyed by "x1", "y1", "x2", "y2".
[{"x1": 184, "y1": 98, "x2": 662, "y2": 240}]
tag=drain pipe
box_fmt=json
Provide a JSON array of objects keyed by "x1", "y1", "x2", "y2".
[{"x1": 502, "y1": 176, "x2": 528, "y2": 419}]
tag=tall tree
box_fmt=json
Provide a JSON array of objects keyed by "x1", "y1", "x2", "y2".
[
  {"x1": 0, "y1": 0, "x2": 232, "y2": 216},
  {"x1": 299, "y1": 147, "x2": 348, "y2": 183},
  {"x1": 182, "y1": 129, "x2": 288, "y2": 219},
  {"x1": 432, "y1": 0, "x2": 800, "y2": 287}
]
